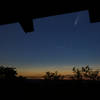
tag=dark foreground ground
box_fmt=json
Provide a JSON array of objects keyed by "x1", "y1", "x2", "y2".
[{"x1": 0, "y1": 79, "x2": 100, "y2": 99}]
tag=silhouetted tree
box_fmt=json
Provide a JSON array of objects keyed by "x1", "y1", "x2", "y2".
[
  {"x1": 72, "y1": 67, "x2": 82, "y2": 80},
  {"x1": 0, "y1": 65, "x2": 17, "y2": 80},
  {"x1": 44, "y1": 71, "x2": 64, "y2": 80},
  {"x1": 88, "y1": 70, "x2": 100, "y2": 80},
  {"x1": 44, "y1": 72, "x2": 52, "y2": 80},
  {"x1": 72, "y1": 65, "x2": 100, "y2": 80}
]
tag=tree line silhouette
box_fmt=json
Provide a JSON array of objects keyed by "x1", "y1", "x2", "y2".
[
  {"x1": 0, "y1": 65, "x2": 100, "y2": 81},
  {"x1": 71, "y1": 65, "x2": 100, "y2": 80},
  {"x1": 44, "y1": 65, "x2": 100, "y2": 80}
]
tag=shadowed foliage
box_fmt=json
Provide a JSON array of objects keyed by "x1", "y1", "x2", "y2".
[
  {"x1": 0, "y1": 65, "x2": 17, "y2": 80},
  {"x1": 72, "y1": 65, "x2": 100, "y2": 80},
  {"x1": 43, "y1": 71, "x2": 64, "y2": 80}
]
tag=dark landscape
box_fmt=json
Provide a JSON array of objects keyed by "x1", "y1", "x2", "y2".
[{"x1": 0, "y1": 65, "x2": 100, "y2": 98}]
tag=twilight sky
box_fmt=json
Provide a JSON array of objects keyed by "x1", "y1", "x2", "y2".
[{"x1": 0, "y1": 10, "x2": 100, "y2": 76}]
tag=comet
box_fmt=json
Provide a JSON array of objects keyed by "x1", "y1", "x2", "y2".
[{"x1": 74, "y1": 15, "x2": 80, "y2": 26}]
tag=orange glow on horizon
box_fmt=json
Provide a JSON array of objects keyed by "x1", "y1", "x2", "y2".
[
  {"x1": 17, "y1": 65, "x2": 100, "y2": 79},
  {"x1": 17, "y1": 67, "x2": 73, "y2": 79}
]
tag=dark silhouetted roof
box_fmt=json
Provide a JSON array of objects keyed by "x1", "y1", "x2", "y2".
[{"x1": 0, "y1": 7, "x2": 100, "y2": 33}]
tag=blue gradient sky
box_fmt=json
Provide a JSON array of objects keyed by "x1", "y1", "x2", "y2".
[{"x1": 0, "y1": 10, "x2": 100, "y2": 76}]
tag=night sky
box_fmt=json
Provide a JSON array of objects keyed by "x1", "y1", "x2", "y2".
[{"x1": 0, "y1": 10, "x2": 100, "y2": 77}]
